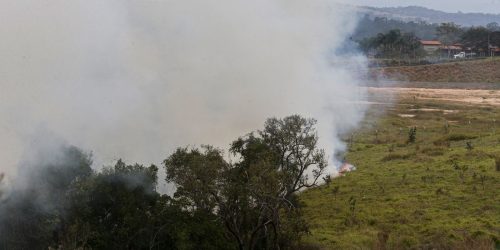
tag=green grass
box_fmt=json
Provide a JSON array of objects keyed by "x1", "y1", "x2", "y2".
[{"x1": 300, "y1": 97, "x2": 500, "y2": 249}]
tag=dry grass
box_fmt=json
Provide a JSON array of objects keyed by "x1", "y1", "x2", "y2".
[
  {"x1": 300, "y1": 93, "x2": 500, "y2": 249},
  {"x1": 369, "y1": 58, "x2": 500, "y2": 83}
]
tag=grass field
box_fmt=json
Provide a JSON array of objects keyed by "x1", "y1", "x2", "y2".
[
  {"x1": 300, "y1": 93, "x2": 500, "y2": 249},
  {"x1": 369, "y1": 58, "x2": 500, "y2": 83}
]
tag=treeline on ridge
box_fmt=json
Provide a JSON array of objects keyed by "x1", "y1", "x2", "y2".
[{"x1": 355, "y1": 17, "x2": 500, "y2": 63}]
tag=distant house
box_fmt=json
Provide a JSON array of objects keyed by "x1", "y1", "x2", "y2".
[
  {"x1": 441, "y1": 43, "x2": 463, "y2": 57},
  {"x1": 491, "y1": 46, "x2": 500, "y2": 56},
  {"x1": 420, "y1": 40, "x2": 442, "y2": 54},
  {"x1": 420, "y1": 41, "x2": 471, "y2": 58}
]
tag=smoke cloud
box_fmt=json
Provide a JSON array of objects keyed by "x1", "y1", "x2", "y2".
[{"x1": 0, "y1": 1, "x2": 367, "y2": 188}]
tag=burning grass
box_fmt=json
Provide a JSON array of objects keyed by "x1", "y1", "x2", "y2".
[{"x1": 300, "y1": 93, "x2": 500, "y2": 249}]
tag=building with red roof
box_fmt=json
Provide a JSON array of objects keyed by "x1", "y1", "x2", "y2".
[{"x1": 420, "y1": 40, "x2": 442, "y2": 54}]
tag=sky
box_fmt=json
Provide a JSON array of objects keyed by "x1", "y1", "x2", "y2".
[
  {"x1": 0, "y1": 0, "x2": 367, "y2": 183},
  {"x1": 336, "y1": 0, "x2": 500, "y2": 14}
]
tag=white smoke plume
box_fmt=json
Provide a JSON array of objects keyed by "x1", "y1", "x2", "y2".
[{"x1": 0, "y1": 1, "x2": 367, "y2": 189}]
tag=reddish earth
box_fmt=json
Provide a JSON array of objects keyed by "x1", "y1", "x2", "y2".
[{"x1": 368, "y1": 58, "x2": 500, "y2": 83}]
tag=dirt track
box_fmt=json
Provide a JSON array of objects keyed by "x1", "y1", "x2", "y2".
[{"x1": 367, "y1": 87, "x2": 500, "y2": 106}]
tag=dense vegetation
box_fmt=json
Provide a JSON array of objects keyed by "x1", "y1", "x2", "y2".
[
  {"x1": 356, "y1": 20, "x2": 500, "y2": 63},
  {"x1": 301, "y1": 95, "x2": 500, "y2": 249},
  {"x1": 353, "y1": 16, "x2": 439, "y2": 41},
  {"x1": 0, "y1": 115, "x2": 327, "y2": 250},
  {"x1": 354, "y1": 10, "x2": 500, "y2": 41},
  {"x1": 0, "y1": 147, "x2": 230, "y2": 250},
  {"x1": 358, "y1": 29, "x2": 426, "y2": 60}
]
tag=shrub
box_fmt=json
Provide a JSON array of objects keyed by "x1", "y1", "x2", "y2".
[
  {"x1": 407, "y1": 127, "x2": 417, "y2": 144},
  {"x1": 466, "y1": 141, "x2": 474, "y2": 151},
  {"x1": 323, "y1": 175, "x2": 332, "y2": 186}
]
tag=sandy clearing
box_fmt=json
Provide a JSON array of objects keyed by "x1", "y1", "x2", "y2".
[
  {"x1": 398, "y1": 114, "x2": 416, "y2": 118},
  {"x1": 408, "y1": 108, "x2": 460, "y2": 114},
  {"x1": 367, "y1": 87, "x2": 500, "y2": 106}
]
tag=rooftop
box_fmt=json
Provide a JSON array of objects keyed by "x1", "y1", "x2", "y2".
[{"x1": 420, "y1": 40, "x2": 442, "y2": 46}]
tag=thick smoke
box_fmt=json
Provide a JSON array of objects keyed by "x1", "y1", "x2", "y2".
[{"x1": 0, "y1": 1, "x2": 367, "y2": 186}]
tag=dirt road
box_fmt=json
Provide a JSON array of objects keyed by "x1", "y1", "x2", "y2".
[{"x1": 367, "y1": 86, "x2": 500, "y2": 106}]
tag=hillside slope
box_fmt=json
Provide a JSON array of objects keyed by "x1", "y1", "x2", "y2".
[
  {"x1": 300, "y1": 96, "x2": 500, "y2": 249},
  {"x1": 370, "y1": 58, "x2": 500, "y2": 83},
  {"x1": 357, "y1": 6, "x2": 500, "y2": 26}
]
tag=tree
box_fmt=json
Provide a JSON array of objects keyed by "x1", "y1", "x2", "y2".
[
  {"x1": 165, "y1": 144, "x2": 267, "y2": 250},
  {"x1": 63, "y1": 160, "x2": 160, "y2": 249},
  {"x1": 0, "y1": 145, "x2": 93, "y2": 249},
  {"x1": 164, "y1": 115, "x2": 328, "y2": 250},
  {"x1": 358, "y1": 29, "x2": 425, "y2": 61},
  {"x1": 486, "y1": 22, "x2": 500, "y2": 32},
  {"x1": 1, "y1": 115, "x2": 328, "y2": 249},
  {"x1": 353, "y1": 15, "x2": 438, "y2": 41},
  {"x1": 460, "y1": 27, "x2": 497, "y2": 52},
  {"x1": 0, "y1": 147, "x2": 232, "y2": 250},
  {"x1": 63, "y1": 159, "x2": 232, "y2": 250},
  {"x1": 231, "y1": 115, "x2": 327, "y2": 248},
  {"x1": 489, "y1": 31, "x2": 500, "y2": 47},
  {"x1": 256, "y1": 115, "x2": 328, "y2": 196},
  {"x1": 436, "y1": 23, "x2": 463, "y2": 58},
  {"x1": 164, "y1": 146, "x2": 227, "y2": 213},
  {"x1": 401, "y1": 32, "x2": 425, "y2": 59}
]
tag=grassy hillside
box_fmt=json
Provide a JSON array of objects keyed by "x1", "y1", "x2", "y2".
[
  {"x1": 300, "y1": 96, "x2": 500, "y2": 249},
  {"x1": 370, "y1": 58, "x2": 500, "y2": 83}
]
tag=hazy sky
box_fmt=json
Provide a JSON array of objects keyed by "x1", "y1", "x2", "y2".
[{"x1": 337, "y1": 0, "x2": 500, "y2": 14}]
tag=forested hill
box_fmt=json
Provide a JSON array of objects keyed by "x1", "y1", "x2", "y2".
[
  {"x1": 352, "y1": 15, "x2": 439, "y2": 40},
  {"x1": 358, "y1": 6, "x2": 500, "y2": 27}
]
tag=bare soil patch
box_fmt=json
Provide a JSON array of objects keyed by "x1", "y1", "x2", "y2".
[
  {"x1": 368, "y1": 58, "x2": 500, "y2": 83},
  {"x1": 368, "y1": 87, "x2": 500, "y2": 106}
]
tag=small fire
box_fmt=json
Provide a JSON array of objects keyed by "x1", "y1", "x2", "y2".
[{"x1": 338, "y1": 163, "x2": 356, "y2": 176}]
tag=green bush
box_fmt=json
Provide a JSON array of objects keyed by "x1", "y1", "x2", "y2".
[{"x1": 407, "y1": 127, "x2": 417, "y2": 144}]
